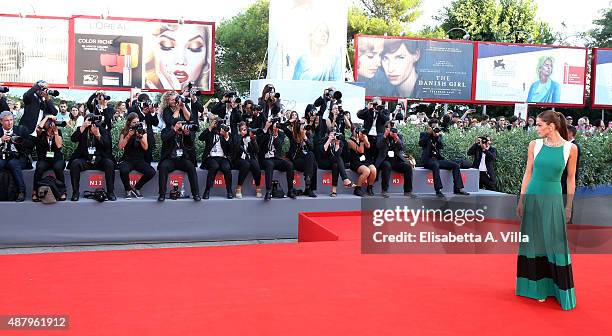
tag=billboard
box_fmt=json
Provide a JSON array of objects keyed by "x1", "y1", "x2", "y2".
[
  {"x1": 592, "y1": 49, "x2": 612, "y2": 107},
  {"x1": 355, "y1": 35, "x2": 474, "y2": 101},
  {"x1": 475, "y1": 43, "x2": 587, "y2": 105},
  {"x1": 266, "y1": 0, "x2": 348, "y2": 81},
  {"x1": 73, "y1": 17, "x2": 214, "y2": 92},
  {"x1": 0, "y1": 16, "x2": 69, "y2": 85}
]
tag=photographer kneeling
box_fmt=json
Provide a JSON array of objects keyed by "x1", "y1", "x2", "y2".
[
  {"x1": 32, "y1": 115, "x2": 66, "y2": 201},
  {"x1": 376, "y1": 121, "x2": 415, "y2": 198},
  {"x1": 117, "y1": 113, "x2": 156, "y2": 199},
  {"x1": 258, "y1": 119, "x2": 296, "y2": 201},
  {"x1": 233, "y1": 122, "x2": 262, "y2": 198},
  {"x1": 199, "y1": 116, "x2": 234, "y2": 199},
  {"x1": 68, "y1": 114, "x2": 116, "y2": 201},
  {"x1": 0, "y1": 111, "x2": 34, "y2": 202},
  {"x1": 419, "y1": 119, "x2": 470, "y2": 197},
  {"x1": 467, "y1": 136, "x2": 497, "y2": 191}
]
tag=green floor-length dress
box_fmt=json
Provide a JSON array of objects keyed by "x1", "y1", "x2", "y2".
[{"x1": 516, "y1": 140, "x2": 576, "y2": 310}]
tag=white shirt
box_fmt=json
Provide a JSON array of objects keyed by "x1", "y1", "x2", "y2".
[
  {"x1": 368, "y1": 113, "x2": 378, "y2": 136},
  {"x1": 479, "y1": 150, "x2": 487, "y2": 172},
  {"x1": 56, "y1": 112, "x2": 70, "y2": 123},
  {"x1": 210, "y1": 135, "x2": 225, "y2": 157}
]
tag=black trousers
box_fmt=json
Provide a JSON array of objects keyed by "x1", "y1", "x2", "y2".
[
  {"x1": 158, "y1": 157, "x2": 199, "y2": 196},
  {"x1": 423, "y1": 159, "x2": 464, "y2": 192},
  {"x1": 292, "y1": 152, "x2": 317, "y2": 190},
  {"x1": 118, "y1": 160, "x2": 156, "y2": 191},
  {"x1": 379, "y1": 159, "x2": 413, "y2": 192},
  {"x1": 235, "y1": 158, "x2": 261, "y2": 187},
  {"x1": 262, "y1": 157, "x2": 294, "y2": 191},
  {"x1": 318, "y1": 156, "x2": 349, "y2": 187},
  {"x1": 203, "y1": 156, "x2": 232, "y2": 192},
  {"x1": 479, "y1": 171, "x2": 497, "y2": 191},
  {"x1": 367, "y1": 135, "x2": 379, "y2": 161},
  {"x1": 34, "y1": 159, "x2": 66, "y2": 191},
  {"x1": 69, "y1": 158, "x2": 115, "y2": 193}
]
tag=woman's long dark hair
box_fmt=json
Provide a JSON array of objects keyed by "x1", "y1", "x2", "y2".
[
  {"x1": 121, "y1": 112, "x2": 139, "y2": 137},
  {"x1": 537, "y1": 110, "x2": 568, "y2": 140}
]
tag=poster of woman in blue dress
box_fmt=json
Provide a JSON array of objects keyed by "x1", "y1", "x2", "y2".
[{"x1": 527, "y1": 56, "x2": 561, "y2": 103}]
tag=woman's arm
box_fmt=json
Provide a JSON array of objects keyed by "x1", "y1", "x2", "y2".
[
  {"x1": 118, "y1": 133, "x2": 129, "y2": 151},
  {"x1": 517, "y1": 140, "x2": 536, "y2": 219},
  {"x1": 140, "y1": 134, "x2": 149, "y2": 151},
  {"x1": 565, "y1": 145, "x2": 578, "y2": 222}
]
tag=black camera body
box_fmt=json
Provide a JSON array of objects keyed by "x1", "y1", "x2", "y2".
[
  {"x1": 186, "y1": 82, "x2": 203, "y2": 97},
  {"x1": 47, "y1": 119, "x2": 67, "y2": 128},
  {"x1": 175, "y1": 95, "x2": 186, "y2": 104},
  {"x1": 432, "y1": 127, "x2": 441, "y2": 134},
  {"x1": 0, "y1": 86, "x2": 9, "y2": 93},
  {"x1": 97, "y1": 93, "x2": 111, "y2": 100},
  {"x1": 45, "y1": 89, "x2": 60, "y2": 97},
  {"x1": 139, "y1": 99, "x2": 153, "y2": 109},
  {"x1": 178, "y1": 120, "x2": 200, "y2": 132},
  {"x1": 334, "y1": 132, "x2": 342, "y2": 140},
  {"x1": 390, "y1": 127, "x2": 398, "y2": 134},
  {"x1": 478, "y1": 136, "x2": 489, "y2": 144},
  {"x1": 86, "y1": 114, "x2": 103, "y2": 127},
  {"x1": 131, "y1": 122, "x2": 146, "y2": 135}
]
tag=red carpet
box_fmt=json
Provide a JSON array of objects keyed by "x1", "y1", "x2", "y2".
[{"x1": 1, "y1": 213, "x2": 611, "y2": 335}]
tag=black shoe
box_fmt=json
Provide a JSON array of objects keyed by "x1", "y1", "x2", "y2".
[
  {"x1": 133, "y1": 189, "x2": 143, "y2": 199},
  {"x1": 404, "y1": 192, "x2": 417, "y2": 199},
  {"x1": 287, "y1": 189, "x2": 297, "y2": 199},
  {"x1": 158, "y1": 194, "x2": 165, "y2": 202},
  {"x1": 107, "y1": 192, "x2": 117, "y2": 201},
  {"x1": 436, "y1": 190, "x2": 446, "y2": 198},
  {"x1": 353, "y1": 186, "x2": 365, "y2": 197},
  {"x1": 227, "y1": 192, "x2": 234, "y2": 199},
  {"x1": 202, "y1": 190, "x2": 210, "y2": 200},
  {"x1": 71, "y1": 192, "x2": 80, "y2": 202},
  {"x1": 264, "y1": 190, "x2": 272, "y2": 201},
  {"x1": 381, "y1": 191, "x2": 390, "y2": 198},
  {"x1": 454, "y1": 189, "x2": 470, "y2": 196},
  {"x1": 366, "y1": 185, "x2": 375, "y2": 196},
  {"x1": 16, "y1": 192, "x2": 25, "y2": 202},
  {"x1": 193, "y1": 195, "x2": 202, "y2": 202},
  {"x1": 304, "y1": 189, "x2": 317, "y2": 198}
]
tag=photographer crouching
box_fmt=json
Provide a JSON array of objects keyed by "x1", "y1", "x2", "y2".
[
  {"x1": 419, "y1": 119, "x2": 470, "y2": 197},
  {"x1": 32, "y1": 115, "x2": 66, "y2": 201},
  {"x1": 376, "y1": 121, "x2": 414, "y2": 198},
  {"x1": 258, "y1": 118, "x2": 296, "y2": 201},
  {"x1": 128, "y1": 93, "x2": 159, "y2": 163},
  {"x1": 467, "y1": 135, "x2": 497, "y2": 191},
  {"x1": 117, "y1": 113, "x2": 156, "y2": 199},
  {"x1": 233, "y1": 122, "x2": 262, "y2": 198},
  {"x1": 0, "y1": 111, "x2": 34, "y2": 202},
  {"x1": 199, "y1": 116, "x2": 234, "y2": 199},
  {"x1": 68, "y1": 113, "x2": 116, "y2": 201}
]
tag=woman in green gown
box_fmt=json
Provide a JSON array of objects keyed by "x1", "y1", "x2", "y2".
[{"x1": 516, "y1": 110, "x2": 579, "y2": 310}]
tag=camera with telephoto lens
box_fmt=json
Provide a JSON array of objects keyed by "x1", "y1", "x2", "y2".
[
  {"x1": 47, "y1": 119, "x2": 67, "y2": 128},
  {"x1": 96, "y1": 92, "x2": 110, "y2": 100},
  {"x1": 44, "y1": 88, "x2": 60, "y2": 97},
  {"x1": 432, "y1": 127, "x2": 441, "y2": 134},
  {"x1": 0, "y1": 86, "x2": 9, "y2": 93},
  {"x1": 86, "y1": 114, "x2": 103, "y2": 127},
  {"x1": 213, "y1": 121, "x2": 229, "y2": 133},
  {"x1": 131, "y1": 122, "x2": 146, "y2": 135},
  {"x1": 186, "y1": 82, "x2": 203, "y2": 97},
  {"x1": 178, "y1": 120, "x2": 200, "y2": 132},
  {"x1": 334, "y1": 132, "x2": 342, "y2": 140}
]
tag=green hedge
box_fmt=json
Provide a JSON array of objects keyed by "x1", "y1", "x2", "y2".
[{"x1": 57, "y1": 124, "x2": 612, "y2": 194}]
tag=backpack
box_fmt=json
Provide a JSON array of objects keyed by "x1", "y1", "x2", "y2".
[
  {"x1": 271, "y1": 180, "x2": 285, "y2": 199},
  {"x1": 0, "y1": 169, "x2": 19, "y2": 201},
  {"x1": 37, "y1": 175, "x2": 67, "y2": 204}
]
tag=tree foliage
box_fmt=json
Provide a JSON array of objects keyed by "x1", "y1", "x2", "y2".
[
  {"x1": 437, "y1": 0, "x2": 556, "y2": 43},
  {"x1": 588, "y1": 6, "x2": 612, "y2": 47},
  {"x1": 348, "y1": 0, "x2": 423, "y2": 40}
]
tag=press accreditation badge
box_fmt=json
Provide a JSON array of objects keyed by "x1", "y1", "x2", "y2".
[
  {"x1": 359, "y1": 155, "x2": 366, "y2": 162},
  {"x1": 387, "y1": 151, "x2": 395, "y2": 158},
  {"x1": 46, "y1": 151, "x2": 54, "y2": 158},
  {"x1": 88, "y1": 147, "x2": 96, "y2": 155},
  {"x1": 176, "y1": 149, "x2": 183, "y2": 157}
]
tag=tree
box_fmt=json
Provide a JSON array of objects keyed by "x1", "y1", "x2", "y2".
[
  {"x1": 348, "y1": 0, "x2": 423, "y2": 40},
  {"x1": 437, "y1": 0, "x2": 556, "y2": 44},
  {"x1": 215, "y1": 0, "x2": 270, "y2": 95},
  {"x1": 588, "y1": 6, "x2": 612, "y2": 47}
]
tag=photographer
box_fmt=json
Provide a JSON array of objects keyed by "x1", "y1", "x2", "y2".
[
  {"x1": 157, "y1": 118, "x2": 200, "y2": 202},
  {"x1": 419, "y1": 119, "x2": 469, "y2": 197},
  {"x1": 376, "y1": 121, "x2": 414, "y2": 198},
  {"x1": 258, "y1": 119, "x2": 296, "y2": 201},
  {"x1": 117, "y1": 113, "x2": 156, "y2": 199},
  {"x1": 391, "y1": 103, "x2": 405, "y2": 125},
  {"x1": 128, "y1": 93, "x2": 160, "y2": 163},
  {"x1": 199, "y1": 116, "x2": 234, "y2": 199},
  {"x1": 347, "y1": 126, "x2": 376, "y2": 197},
  {"x1": 313, "y1": 87, "x2": 342, "y2": 118},
  {"x1": 86, "y1": 91, "x2": 114, "y2": 131},
  {"x1": 357, "y1": 97, "x2": 389, "y2": 159},
  {"x1": 20, "y1": 80, "x2": 58, "y2": 134},
  {"x1": 161, "y1": 91, "x2": 197, "y2": 166},
  {"x1": 247, "y1": 105, "x2": 266, "y2": 130},
  {"x1": 211, "y1": 92, "x2": 237, "y2": 121},
  {"x1": 467, "y1": 135, "x2": 497, "y2": 191},
  {"x1": 32, "y1": 115, "x2": 66, "y2": 201},
  {"x1": 282, "y1": 117, "x2": 317, "y2": 198},
  {"x1": 232, "y1": 122, "x2": 262, "y2": 198},
  {"x1": 317, "y1": 130, "x2": 355, "y2": 197},
  {"x1": 0, "y1": 86, "x2": 9, "y2": 112},
  {"x1": 0, "y1": 111, "x2": 33, "y2": 202},
  {"x1": 68, "y1": 113, "x2": 116, "y2": 201},
  {"x1": 257, "y1": 84, "x2": 281, "y2": 119}
]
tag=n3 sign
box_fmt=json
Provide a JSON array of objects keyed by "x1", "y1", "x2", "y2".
[
  {"x1": 129, "y1": 173, "x2": 143, "y2": 188},
  {"x1": 214, "y1": 173, "x2": 226, "y2": 188},
  {"x1": 392, "y1": 173, "x2": 403, "y2": 186},
  {"x1": 88, "y1": 173, "x2": 104, "y2": 188},
  {"x1": 168, "y1": 173, "x2": 185, "y2": 189}
]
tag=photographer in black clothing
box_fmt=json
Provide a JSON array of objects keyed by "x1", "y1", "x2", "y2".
[
  {"x1": 211, "y1": 93, "x2": 242, "y2": 134},
  {"x1": 199, "y1": 116, "x2": 234, "y2": 199},
  {"x1": 282, "y1": 116, "x2": 317, "y2": 198},
  {"x1": 157, "y1": 119, "x2": 200, "y2": 202},
  {"x1": 246, "y1": 105, "x2": 266, "y2": 130},
  {"x1": 1, "y1": 111, "x2": 34, "y2": 202},
  {"x1": 258, "y1": 119, "x2": 296, "y2": 201},
  {"x1": 467, "y1": 135, "x2": 497, "y2": 191},
  {"x1": 357, "y1": 97, "x2": 389, "y2": 159},
  {"x1": 232, "y1": 122, "x2": 262, "y2": 198},
  {"x1": 257, "y1": 84, "x2": 281, "y2": 119},
  {"x1": 32, "y1": 115, "x2": 66, "y2": 201},
  {"x1": 68, "y1": 113, "x2": 116, "y2": 201},
  {"x1": 419, "y1": 119, "x2": 469, "y2": 197},
  {"x1": 127, "y1": 93, "x2": 159, "y2": 163},
  {"x1": 117, "y1": 113, "x2": 156, "y2": 199},
  {"x1": 20, "y1": 80, "x2": 58, "y2": 134},
  {"x1": 161, "y1": 91, "x2": 197, "y2": 166},
  {"x1": 86, "y1": 91, "x2": 114, "y2": 131},
  {"x1": 347, "y1": 126, "x2": 377, "y2": 197},
  {"x1": 317, "y1": 130, "x2": 355, "y2": 197},
  {"x1": 313, "y1": 87, "x2": 342, "y2": 117},
  {"x1": 376, "y1": 121, "x2": 414, "y2": 198}
]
